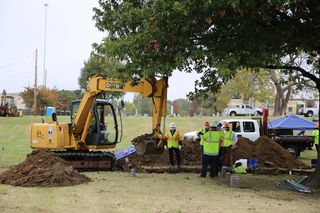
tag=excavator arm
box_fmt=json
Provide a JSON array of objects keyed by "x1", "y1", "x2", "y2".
[{"x1": 73, "y1": 76, "x2": 168, "y2": 153}]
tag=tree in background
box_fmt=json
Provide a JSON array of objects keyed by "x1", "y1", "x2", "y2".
[
  {"x1": 227, "y1": 69, "x2": 273, "y2": 104},
  {"x1": 123, "y1": 101, "x2": 136, "y2": 116},
  {"x1": 21, "y1": 86, "x2": 58, "y2": 114},
  {"x1": 172, "y1": 100, "x2": 179, "y2": 115},
  {"x1": 56, "y1": 90, "x2": 82, "y2": 111},
  {"x1": 133, "y1": 94, "x2": 151, "y2": 116},
  {"x1": 268, "y1": 54, "x2": 318, "y2": 115},
  {"x1": 191, "y1": 69, "x2": 273, "y2": 114},
  {"x1": 79, "y1": 55, "x2": 125, "y2": 89},
  {"x1": 189, "y1": 100, "x2": 200, "y2": 116}
]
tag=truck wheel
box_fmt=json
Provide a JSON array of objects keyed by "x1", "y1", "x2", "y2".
[
  {"x1": 286, "y1": 146, "x2": 299, "y2": 158},
  {"x1": 307, "y1": 111, "x2": 313, "y2": 117},
  {"x1": 230, "y1": 111, "x2": 236, "y2": 117}
]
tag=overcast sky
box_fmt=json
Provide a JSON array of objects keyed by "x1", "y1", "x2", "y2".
[{"x1": 0, "y1": 0, "x2": 201, "y2": 101}]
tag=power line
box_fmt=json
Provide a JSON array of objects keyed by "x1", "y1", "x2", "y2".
[{"x1": 0, "y1": 54, "x2": 33, "y2": 68}]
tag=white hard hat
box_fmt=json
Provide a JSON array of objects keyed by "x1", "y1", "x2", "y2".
[
  {"x1": 169, "y1": 122, "x2": 176, "y2": 129},
  {"x1": 210, "y1": 121, "x2": 220, "y2": 128}
]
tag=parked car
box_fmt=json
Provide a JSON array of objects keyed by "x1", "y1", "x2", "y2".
[
  {"x1": 299, "y1": 106, "x2": 319, "y2": 117},
  {"x1": 223, "y1": 104, "x2": 262, "y2": 116}
]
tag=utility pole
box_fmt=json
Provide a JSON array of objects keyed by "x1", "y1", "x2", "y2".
[
  {"x1": 43, "y1": 3, "x2": 48, "y2": 87},
  {"x1": 34, "y1": 49, "x2": 38, "y2": 115}
]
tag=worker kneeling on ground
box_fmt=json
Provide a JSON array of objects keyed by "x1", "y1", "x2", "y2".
[
  {"x1": 221, "y1": 123, "x2": 237, "y2": 167},
  {"x1": 164, "y1": 122, "x2": 183, "y2": 168},
  {"x1": 196, "y1": 121, "x2": 210, "y2": 152},
  {"x1": 200, "y1": 121, "x2": 223, "y2": 178},
  {"x1": 312, "y1": 124, "x2": 319, "y2": 154},
  {"x1": 233, "y1": 162, "x2": 246, "y2": 174}
]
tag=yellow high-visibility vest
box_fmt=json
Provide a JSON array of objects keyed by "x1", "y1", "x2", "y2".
[
  {"x1": 313, "y1": 129, "x2": 319, "y2": 145},
  {"x1": 223, "y1": 130, "x2": 234, "y2": 147},
  {"x1": 197, "y1": 128, "x2": 208, "y2": 145},
  {"x1": 234, "y1": 166, "x2": 246, "y2": 174},
  {"x1": 166, "y1": 130, "x2": 182, "y2": 148},
  {"x1": 202, "y1": 130, "x2": 220, "y2": 155}
]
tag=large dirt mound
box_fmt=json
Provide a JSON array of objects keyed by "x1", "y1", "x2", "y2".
[
  {"x1": 0, "y1": 149, "x2": 91, "y2": 187},
  {"x1": 233, "y1": 136, "x2": 309, "y2": 169},
  {"x1": 117, "y1": 139, "x2": 201, "y2": 171}
]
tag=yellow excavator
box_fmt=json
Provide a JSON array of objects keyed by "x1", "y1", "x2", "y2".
[
  {"x1": 30, "y1": 76, "x2": 168, "y2": 170},
  {"x1": 0, "y1": 89, "x2": 23, "y2": 117}
]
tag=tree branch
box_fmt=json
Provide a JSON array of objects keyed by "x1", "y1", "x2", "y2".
[{"x1": 265, "y1": 65, "x2": 320, "y2": 89}]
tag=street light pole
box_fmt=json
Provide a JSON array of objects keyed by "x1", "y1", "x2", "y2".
[{"x1": 43, "y1": 3, "x2": 48, "y2": 87}]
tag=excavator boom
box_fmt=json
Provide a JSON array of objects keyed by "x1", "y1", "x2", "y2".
[{"x1": 30, "y1": 75, "x2": 168, "y2": 170}]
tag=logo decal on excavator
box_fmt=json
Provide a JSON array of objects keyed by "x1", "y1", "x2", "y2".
[
  {"x1": 105, "y1": 82, "x2": 123, "y2": 89},
  {"x1": 48, "y1": 128, "x2": 53, "y2": 139}
]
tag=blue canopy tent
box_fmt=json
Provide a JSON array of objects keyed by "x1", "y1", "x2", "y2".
[{"x1": 268, "y1": 114, "x2": 316, "y2": 130}]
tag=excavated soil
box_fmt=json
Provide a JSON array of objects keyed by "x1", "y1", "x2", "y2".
[
  {"x1": 233, "y1": 136, "x2": 310, "y2": 169},
  {"x1": 117, "y1": 135, "x2": 310, "y2": 173},
  {"x1": 117, "y1": 138, "x2": 202, "y2": 172},
  {"x1": 0, "y1": 149, "x2": 90, "y2": 187}
]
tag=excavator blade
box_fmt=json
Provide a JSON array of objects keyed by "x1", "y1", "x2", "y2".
[
  {"x1": 132, "y1": 134, "x2": 163, "y2": 155},
  {"x1": 133, "y1": 139, "x2": 157, "y2": 155}
]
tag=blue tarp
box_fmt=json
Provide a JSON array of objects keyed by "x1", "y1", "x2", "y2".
[
  {"x1": 268, "y1": 114, "x2": 316, "y2": 130},
  {"x1": 115, "y1": 146, "x2": 136, "y2": 160}
]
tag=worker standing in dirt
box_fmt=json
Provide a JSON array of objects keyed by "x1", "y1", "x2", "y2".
[
  {"x1": 200, "y1": 121, "x2": 224, "y2": 178},
  {"x1": 221, "y1": 123, "x2": 236, "y2": 167},
  {"x1": 196, "y1": 121, "x2": 210, "y2": 152},
  {"x1": 312, "y1": 124, "x2": 319, "y2": 153},
  {"x1": 164, "y1": 122, "x2": 183, "y2": 168}
]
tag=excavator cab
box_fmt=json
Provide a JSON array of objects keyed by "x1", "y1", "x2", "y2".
[{"x1": 71, "y1": 99, "x2": 121, "y2": 147}]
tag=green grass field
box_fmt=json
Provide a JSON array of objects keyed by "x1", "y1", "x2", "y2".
[{"x1": 0, "y1": 115, "x2": 319, "y2": 212}]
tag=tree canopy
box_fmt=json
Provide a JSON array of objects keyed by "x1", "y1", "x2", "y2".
[{"x1": 93, "y1": 0, "x2": 319, "y2": 96}]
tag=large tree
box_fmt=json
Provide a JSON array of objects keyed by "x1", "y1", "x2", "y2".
[
  {"x1": 56, "y1": 90, "x2": 82, "y2": 111},
  {"x1": 21, "y1": 86, "x2": 58, "y2": 115},
  {"x1": 94, "y1": 0, "x2": 320, "y2": 187}
]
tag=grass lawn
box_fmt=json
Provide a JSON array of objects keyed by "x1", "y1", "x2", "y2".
[{"x1": 0, "y1": 115, "x2": 319, "y2": 212}]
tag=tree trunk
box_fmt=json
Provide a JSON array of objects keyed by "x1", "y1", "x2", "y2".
[
  {"x1": 306, "y1": 87, "x2": 320, "y2": 189},
  {"x1": 273, "y1": 93, "x2": 281, "y2": 116},
  {"x1": 280, "y1": 85, "x2": 292, "y2": 115},
  {"x1": 306, "y1": 147, "x2": 320, "y2": 188}
]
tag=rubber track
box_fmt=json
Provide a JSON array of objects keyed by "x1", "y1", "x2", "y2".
[{"x1": 54, "y1": 151, "x2": 115, "y2": 171}]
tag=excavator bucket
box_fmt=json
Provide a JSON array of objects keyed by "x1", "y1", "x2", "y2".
[{"x1": 132, "y1": 134, "x2": 162, "y2": 155}]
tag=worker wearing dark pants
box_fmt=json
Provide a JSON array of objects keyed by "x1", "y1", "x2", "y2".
[
  {"x1": 201, "y1": 154, "x2": 220, "y2": 177},
  {"x1": 221, "y1": 123, "x2": 235, "y2": 167},
  {"x1": 164, "y1": 122, "x2": 183, "y2": 168},
  {"x1": 200, "y1": 122, "x2": 223, "y2": 178},
  {"x1": 168, "y1": 148, "x2": 181, "y2": 166}
]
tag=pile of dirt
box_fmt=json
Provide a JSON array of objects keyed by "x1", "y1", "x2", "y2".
[
  {"x1": 131, "y1": 133, "x2": 158, "y2": 145},
  {"x1": 117, "y1": 139, "x2": 202, "y2": 171},
  {"x1": 233, "y1": 136, "x2": 310, "y2": 169},
  {"x1": 0, "y1": 149, "x2": 91, "y2": 187}
]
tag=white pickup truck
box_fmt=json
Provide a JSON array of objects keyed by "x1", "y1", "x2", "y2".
[
  {"x1": 184, "y1": 119, "x2": 314, "y2": 157},
  {"x1": 224, "y1": 104, "x2": 262, "y2": 116},
  {"x1": 299, "y1": 106, "x2": 319, "y2": 117}
]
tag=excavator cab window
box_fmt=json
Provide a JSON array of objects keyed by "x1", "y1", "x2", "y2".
[{"x1": 70, "y1": 99, "x2": 119, "y2": 146}]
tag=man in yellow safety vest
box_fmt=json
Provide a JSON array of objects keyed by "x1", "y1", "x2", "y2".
[
  {"x1": 164, "y1": 122, "x2": 183, "y2": 168},
  {"x1": 312, "y1": 123, "x2": 319, "y2": 154},
  {"x1": 221, "y1": 122, "x2": 236, "y2": 167},
  {"x1": 200, "y1": 121, "x2": 224, "y2": 178},
  {"x1": 196, "y1": 121, "x2": 210, "y2": 151}
]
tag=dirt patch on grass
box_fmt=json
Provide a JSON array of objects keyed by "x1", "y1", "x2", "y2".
[{"x1": 0, "y1": 149, "x2": 90, "y2": 187}]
